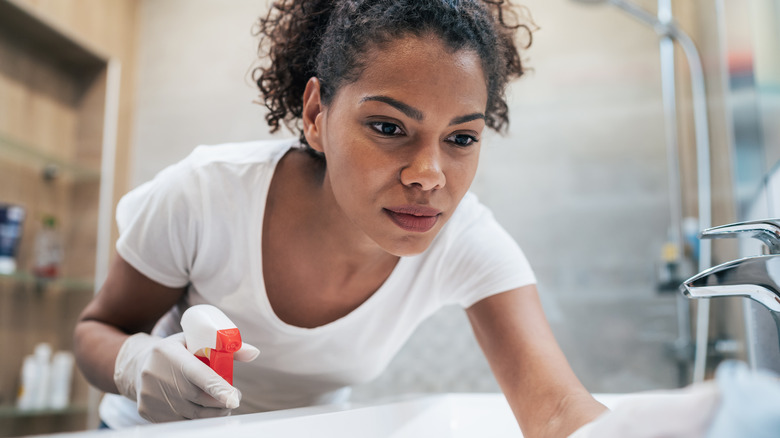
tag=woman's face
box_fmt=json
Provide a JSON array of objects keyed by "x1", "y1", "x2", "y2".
[{"x1": 305, "y1": 35, "x2": 488, "y2": 257}]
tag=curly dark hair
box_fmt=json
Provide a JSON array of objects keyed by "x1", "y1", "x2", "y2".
[{"x1": 253, "y1": 0, "x2": 534, "y2": 147}]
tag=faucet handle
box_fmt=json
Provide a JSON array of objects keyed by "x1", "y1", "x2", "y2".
[{"x1": 699, "y1": 219, "x2": 780, "y2": 254}]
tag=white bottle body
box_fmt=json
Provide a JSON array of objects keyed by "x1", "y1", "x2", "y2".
[
  {"x1": 15, "y1": 355, "x2": 38, "y2": 410},
  {"x1": 48, "y1": 351, "x2": 74, "y2": 409},
  {"x1": 32, "y1": 343, "x2": 52, "y2": 409}
]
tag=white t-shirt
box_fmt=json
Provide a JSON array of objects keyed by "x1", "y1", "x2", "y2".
[{"x1": 99, "y1": 138, "x2": 536, "y2": 428}]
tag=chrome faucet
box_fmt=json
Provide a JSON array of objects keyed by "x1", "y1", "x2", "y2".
[{"x1": 680, "y1": 219, "x2": 780, "y2": 345}]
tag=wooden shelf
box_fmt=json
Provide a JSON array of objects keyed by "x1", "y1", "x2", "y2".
[
  {"x1": 0, "y1": 404, "x2": 88, "y2": 419},
  {"x1": 0, "y1": 271, "x2": 94, "y2": 293},
  {"x1": 0, "y1": 132, "x2": 101, "y2": 183}
]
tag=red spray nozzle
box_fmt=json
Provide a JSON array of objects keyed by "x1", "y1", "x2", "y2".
[{"x1": 181, "y1": 305, "x2": 243, "y2": 385}]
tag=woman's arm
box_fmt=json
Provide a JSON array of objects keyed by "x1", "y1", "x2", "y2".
[
  {"x1": 466, "y1": 284, "x2": 607, "y2": 438},
  {"x1": 73, "y1": 254, "x2": 185, "y2": 393}
]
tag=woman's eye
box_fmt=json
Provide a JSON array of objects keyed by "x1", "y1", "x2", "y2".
[
  {"x1": 370, "y1": 122, "x2": 404, "y2": 136},
  {"x1": 447, "y1": 133, "x2": 478, "y2": 147}
]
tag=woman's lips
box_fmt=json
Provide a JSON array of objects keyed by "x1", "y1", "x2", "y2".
[{"x1": 384, "y1": 206, "x2": 442, "y2": 233}]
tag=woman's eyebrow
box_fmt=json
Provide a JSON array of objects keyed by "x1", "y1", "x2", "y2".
[
  {"x1": 361, "y1": 95, "x2": 423, "y2": 121},
  {"x1": 360, "y1": 95, "x2": 485, "y2": 126},
  {"x1": 449, "y1": 113, "x2": 485, "y2": 126}
]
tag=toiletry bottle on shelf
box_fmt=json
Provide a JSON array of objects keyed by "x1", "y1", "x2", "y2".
[
  {"x1": 16, "y1": 342, "x2": 53, "y2": 410},
  {"x1": 32, "y1": 215, "x2": 63, "y2": 279},
  {"x1": 0, "y1": 204, "x2": 25, "y2": 275},
  {"x1": 656, "y1": 240, "x2": 681, "y2": 292},
  {"x1": 32, "y1": 343, "x2": 52, "y2": 409},
  {"x1": 48, "y1": 351, "x2": 74, "y2": 409},
  {"x1": 16, "y1": 354, "x2": 38, "y2": 410}
]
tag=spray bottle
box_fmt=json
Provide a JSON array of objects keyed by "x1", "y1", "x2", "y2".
[{"x1": 181, "y1": 305, "x2": 243, "y2": 385}]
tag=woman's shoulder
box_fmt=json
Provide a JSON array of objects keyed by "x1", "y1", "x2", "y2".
[
  {"x1": 184, "y1": 137, "x2": 300, "y2": 169},
  {"x1": 439, "y1": 192, "x2": 492, "y2": 236},
  {"x1": 417, "y1": 192, "x2": 534, "y2": 308},
  {"x1": 120, "y1": 138, "x2": 300, "y2": 210},
  {"x1": 431, "y1": 192, "x2": 521, "y2": 260}
]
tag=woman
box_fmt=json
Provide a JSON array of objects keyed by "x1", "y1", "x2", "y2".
[{"x1": 74, "y1": 0, "x2": 607, "y2": 435}]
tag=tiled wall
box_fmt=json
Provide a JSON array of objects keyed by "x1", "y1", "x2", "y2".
[{"x1": 130, "y1": 0, "x2": 685, "y2": 401}]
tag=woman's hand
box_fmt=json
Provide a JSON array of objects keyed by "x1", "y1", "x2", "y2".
[
  {"x1": 73, "y1": 255, "x2": 258, "y2": 423},
  {"x1": 114, "y1": 332, "x2": 260, "y2": 422}
]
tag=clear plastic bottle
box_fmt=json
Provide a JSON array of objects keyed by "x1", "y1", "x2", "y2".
[{"x1": 32, "y1": 215, "x2": 63, "y2": 279}]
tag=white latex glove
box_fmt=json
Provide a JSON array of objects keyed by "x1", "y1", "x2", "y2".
[
  {"x1": 113, "y1": 332, "x2": 260, "y2": 423},
  {"x1": 568, "y1": 381, "x2": 721, "y2": 438}
]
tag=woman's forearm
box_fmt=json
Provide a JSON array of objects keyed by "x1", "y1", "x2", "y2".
[{"x1": 73, "y1": 319, "x2": 129, "y2": 394}]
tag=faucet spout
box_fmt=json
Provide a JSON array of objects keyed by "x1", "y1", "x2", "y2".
[
  {"x1": 680, "y1": 254, "x2": 780, "y2": 312},
  {"x1": 682, "y1": 219, "x2": 780, "y2": 369},
  {"x1": 682, "y1": 255, "x2": 780, "y2": 347}
]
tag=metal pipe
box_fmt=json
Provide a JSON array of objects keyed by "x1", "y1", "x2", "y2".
[
  {"x1": 658, "y1": 0, "x2": 681, "y2": 250},
  {"x1": 658, "y1": 0, "x2": 692, "y2": 387},
  {"x1": 628, "y1": 0, "x2": 714, "y2": 383},
  {"x1": 610, "y1": 1, "x2": 713, "y2": 250},
  {"x1": 572, "y1": 0, "x2": 714, "y2": 383},
  {"x1": 669, "y1": 23, "x2": 713, "y2": 383}
]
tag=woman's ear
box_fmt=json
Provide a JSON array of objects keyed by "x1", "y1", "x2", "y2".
[{"x1": 302, "y1": 77, "x2": 325, "y2": 153}]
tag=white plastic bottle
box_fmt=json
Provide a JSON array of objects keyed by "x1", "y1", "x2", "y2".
[
  {"x1": 15, "y1": 355, "x2": 38, "y2": 410},
  {"x1": 48, "y1": 351, "x2": 74, "y2": 409},
  {"x1": 32, "y1": 343, "x2": 52, "y2": 409}
]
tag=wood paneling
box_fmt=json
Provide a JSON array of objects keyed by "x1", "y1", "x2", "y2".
[
  {"x1": 0, "y1": 0, "x2": 138, "y2": 435},
  {"x1": 16, "y1": 0, "x2": 140, "y2": 249}
]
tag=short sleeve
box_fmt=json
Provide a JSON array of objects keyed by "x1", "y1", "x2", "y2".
[
  {"x1": 437, "y1": 200, "x2": 536, "y2": 308},
  {"x1": 115, "y1": 159, "x2": 201, "y2": 288}
]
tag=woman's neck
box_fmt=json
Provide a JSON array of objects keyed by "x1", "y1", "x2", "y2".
[
  {"x1": 269, "y1": 148, "x2": 397, "y2": 278},
  {"x1": 262, "y1": 148, "x2": 399, "y2": 327}
]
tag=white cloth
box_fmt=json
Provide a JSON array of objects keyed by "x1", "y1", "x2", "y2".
[
  {"x1": 569, "y1": 361, "x2": 780, "y2": 438},
  {"x1": 99, "y1": 138, "x2": 536, "y2": 428},
  {"x1": 569, "y1": 383, "x2": 721, "y2": 438},
  {"x1": 706, "y1": 361, "x2": 780, "y2": 438}
]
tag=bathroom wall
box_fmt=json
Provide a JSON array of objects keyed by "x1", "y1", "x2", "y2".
[
  {"x1": 0, "y1": 1, "x2": 140, "y2": 434},
  {"x1": 129, "y1": 0, "x2": 270, "y2": 187},
  {"x1": 371, "y1": 0, "x2": 683, "y2": 396},
  {"x1": 128, "y1": 0, "x2": 689, "y2": 399}
]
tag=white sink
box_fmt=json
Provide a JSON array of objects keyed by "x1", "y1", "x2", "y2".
[{"x1": 43, "y1": 393, "x2": 623, "y2": 437}]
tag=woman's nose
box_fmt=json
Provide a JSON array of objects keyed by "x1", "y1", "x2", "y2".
[{"x1": 399, "y1": 142, "x2": 446, "y2": 191}]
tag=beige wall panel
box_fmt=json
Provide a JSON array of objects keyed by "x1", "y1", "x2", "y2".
[{"x1": 75, "y1": 70, "x2": 107, "y2": 167}]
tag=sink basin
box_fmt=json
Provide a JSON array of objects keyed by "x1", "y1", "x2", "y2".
[{"x1": 42, "y1": 393, "x2": 623, "y2": 437}]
